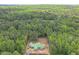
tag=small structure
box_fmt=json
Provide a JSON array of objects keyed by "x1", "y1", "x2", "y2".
[{"x1": 25, "y1": 34, "x2": 50, "y2": 55}]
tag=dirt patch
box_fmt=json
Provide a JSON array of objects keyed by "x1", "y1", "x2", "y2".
[{"x1": 25, "y1": 37, "x2": 50, "y2": 55}]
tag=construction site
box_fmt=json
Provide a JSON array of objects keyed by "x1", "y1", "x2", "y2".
[{"x1": 25, "y1": 34, "x2": 50, "y2": 55}]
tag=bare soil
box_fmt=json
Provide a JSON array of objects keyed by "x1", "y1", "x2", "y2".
[{"x1": 26, "y1": 37, "x2": 50, "y2": 55}]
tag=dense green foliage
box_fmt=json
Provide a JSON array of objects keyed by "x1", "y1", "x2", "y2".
[{"x1": 0, "y1": 5, "x2": 79, "y2": 55}]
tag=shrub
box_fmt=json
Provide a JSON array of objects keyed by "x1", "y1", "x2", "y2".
[
  {"x1": 1, "y1": 52, "x2": 12, "y2": 55},
  {"x1": 13, "y1": 51, "x2": 20, "y2": 55}
]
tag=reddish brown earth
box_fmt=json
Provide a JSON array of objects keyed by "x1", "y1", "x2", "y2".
[{"x1": 26, "y1": 37, "x2": 50, "y2": 55}]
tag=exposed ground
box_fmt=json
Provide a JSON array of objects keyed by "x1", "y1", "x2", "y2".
[{"x1": 25, "y1": 37, "x2": 50, "y2": 55}]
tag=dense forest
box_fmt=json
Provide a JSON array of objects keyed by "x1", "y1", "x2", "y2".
[{"x1": 0, "y1": 5, "x2": 79, "y2": 55}]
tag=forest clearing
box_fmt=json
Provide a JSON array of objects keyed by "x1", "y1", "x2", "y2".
[{"x1": 26, "y1": 37, "x2": 50, "y2": 55}]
